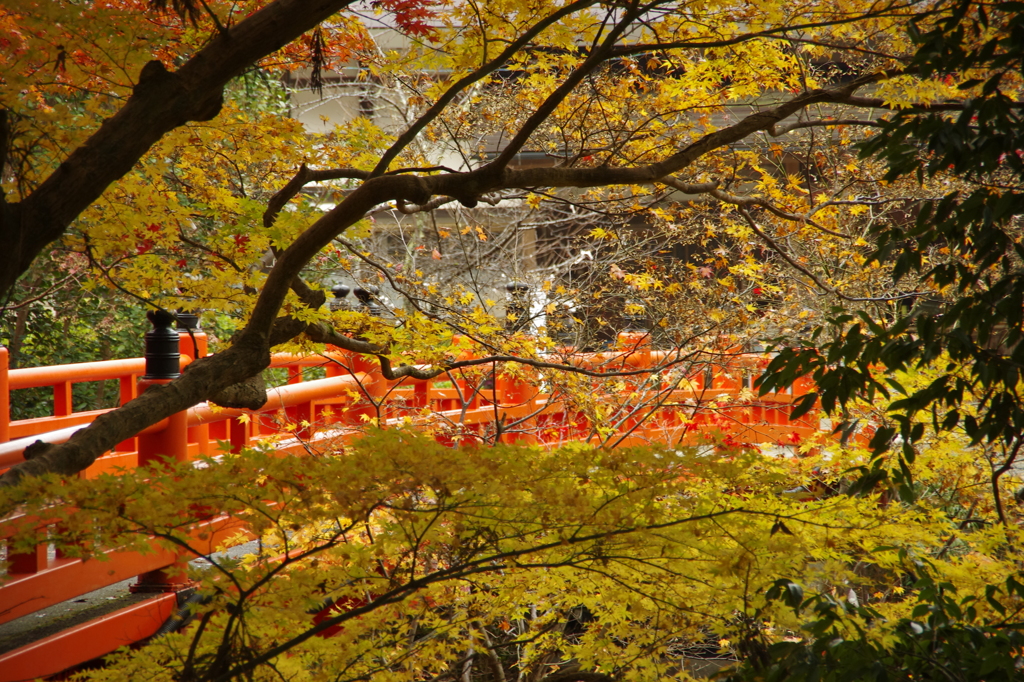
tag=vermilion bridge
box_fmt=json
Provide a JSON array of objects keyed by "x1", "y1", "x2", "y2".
[{"x1": 0, "y1": 320, "x2": 823, "y2": 680}]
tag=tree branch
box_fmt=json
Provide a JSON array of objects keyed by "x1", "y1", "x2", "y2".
[
  {"x1": 2, "y1": 272, "x2": 83, "y2": 310},
  {"x1": 489, "y1": 5, "x2": 639, "y2": 172},
  {"x1": 263, "y1": 164, "x2": 372, "y2": 229},
  {"x1": 662, "y1": 176, "x2": 854, "y2": 239},
  {"x1": 769, "y1": 118, "x2": 883, "y2": 136},
  {"x1": 841, "y1": 96, "x2": 967, "y2": 111},
  {"x1": 736, "y1": 207, "x2": 921, "y2": 303},
  {"x1": 609, "y1": 2, "x2": 929, "y2": 56},
  {"x1": 305, "y1": 318, "x2": 704, "y2": 381},
  {"x1": 1, "y1": 0, "x2": 358, "y2": 299},
  {"x1": 393, "y1": 192, "x2": 504, "y2": 214},
  {"x1": 407, "y1": 71, "x2": 890, "y2": 200},
  {"x1": 370, "y1": 0, "x2": 602, "y2": 177},
  {"x1": 539, "y1": 672, "x2": 614, "y2": 682}
]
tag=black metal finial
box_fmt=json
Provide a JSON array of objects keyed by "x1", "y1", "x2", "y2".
[
  {"x1": 143, "y1": 309, "x2": 180, "y2": 379},
  {"x1": 354, "y1": 285, "x2": 381, "y2": 316},
  {"x1": 175, "y1": 310, "x2": 201, "y2": 331},
  {"x1": 505, "y1": 282, "x2": 531, "y2": 332}
]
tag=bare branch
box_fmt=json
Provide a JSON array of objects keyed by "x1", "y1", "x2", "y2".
[
  {"x1": 610, "y1": 1, "x2": 930, "y2": 57},
  {"x1": 177, "y1": 227, "x2": 246, "y2": 272},
  {"x1": 769, "y1": 118, "x2": 883, "y2": 136},
  {"x1": 2, "y1": 272, "x2": 83, "y2": 310},
  {"x1": 263, "y1": 164, "x2": 372, "y2": 228},
  {"x1": 841, "y1": 96, "x2": 967, "y2": 111},
  {"x1": 539, "y1": 672, "x2": 614, "y2": 682},
  {"x1": 662, "y1": 176, "x2": 854, "y2": 239},
  {"x1": 489, "y1": 6, "x2": 639, "y2": 172},
  {"x1": 736, "y1": 207, "x2": 921, "y2": 303},
  {"x1": 302, "y1": 322, "x2": 385, "y2": 355},
  {"x1": 304, "y1": 319, "x2": 705, "y2": 381},
  {"x1": 371, "y1": 0, "x2": 602, "y2": 176}
]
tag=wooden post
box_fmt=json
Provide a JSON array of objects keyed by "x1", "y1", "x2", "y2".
[
  {"x1": 133, "y1": 311, "x2": 193, "y2": 593},
  {"x1": 137, "y1": 311, "x2": 188, "y2": 467},
  {"x1": 345, "y1": 351, "x2": 387, "y2": 428},
  {"x1": 178, "y1": 314, "x2": 210, "y2": 457},
  {"x1": 495, "y1": 367, "x2": 538, "y2": 445},
  {"x1": 0, "y1": 347, "x2": 8, "y2": 443}
]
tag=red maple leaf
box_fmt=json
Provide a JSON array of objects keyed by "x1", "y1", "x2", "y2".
[{"x1": 372, "y1": 0, "x2": 438, "y2": 38}]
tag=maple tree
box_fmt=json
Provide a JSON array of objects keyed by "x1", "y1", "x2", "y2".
[
  {"x1": 5, "y1": 426, "x2": 1021, "y2": 681},
  {"x1": 1, "y1": 0, "x2": 977, "y2": 481},
  {"x1": 2, "y1": 0, "x2": 1024, "y2": 678},
  {"x1": 761, "y1": 0, "x2": 1024, "y2": 503}
]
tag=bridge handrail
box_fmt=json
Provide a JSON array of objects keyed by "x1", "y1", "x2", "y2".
[
  {"x1": 7, "y1": 358, "x2": 149, "y2": 390},
  {"x1": 0, "y1": 371, "x2": 373, "y2": 469},
  {"x1": 1, "y1": 345, "x2": 810, "y2": 449},
  {"x1": 0, "y1": 418, "x2": 173, "y2": 469},
  {"x1": 188, "y1": 372, "x2": 368, "y2": 424}
]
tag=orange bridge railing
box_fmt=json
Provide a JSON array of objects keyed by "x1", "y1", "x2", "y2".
[{"x1": 0, "y1": 321, "x2": 825, "y2": 680}]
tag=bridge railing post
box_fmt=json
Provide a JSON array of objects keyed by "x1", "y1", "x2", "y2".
[
  {"x1": 451, "y1": 337, "x2": 480, "y2": 413},
  {"x1": 616, "y1": 330, "x2": 653, "y2": 437},
  {"x1": 494, "y1": 367, "x2": 538, "y2": 445},
  {"x1": 493, "y1": 284, "x2": 539, "y2": 443},
  {"x1": 137, "y1": 310, "x2": 189, "y2": 468},
  {"x1": 341, "y1": 286, "x2": 388, "y2": 428},
  {"x1": 0, "y1": 346, "x2": 8, "y2": 443},
  {"x1": 53, "y1": 380, "x2": 72, "y2": 417},
  {"x1": 5, "y1": 534, "x2": 49, "y2": 576},
  {"x1": 178, "y1": 312, "x2": 210, "y2": 457},
  {"x1": 133, "y1": 310, "x2": 193, "y2": 593},
  {"x1": 342, "y1": 350, "x2": 387, "y2": 428},
  {"x1": 284, "y1": 358, "x2": 315, "y2": 439},
  {"x1": 230, "y1": 415, "x2": 252, "y2": 454},
  {"x1": 114, "y1": 362, "x2": 141, "y2": 457}
]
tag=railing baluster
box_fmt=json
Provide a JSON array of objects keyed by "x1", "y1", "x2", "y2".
[
  {"x1": 0, "y1": 347, "x2": 8, "y2": 443},
  {"x1": 53, "y1": 381, "x2": 72, "y2": 417},
  {"x1": 230, "y1": 416, "x2": 251, "y2": 454},
  {"x1": 118, "y1": 375, "x2": 137, "y2": 405},
  {"x1": 6, "y1": 535, "x2": 49, "y2": 575}
]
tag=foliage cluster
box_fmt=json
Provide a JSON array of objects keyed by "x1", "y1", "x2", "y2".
[
  {"x1": 4, "y1": 424, "x2": 1020, "y2": 681},
  {"x1": 760, "y1": 0, "x2": 1024, "y2": 500},
  {"x1": 2, "y1": 0, "x2": 1024, "y2": 679}
]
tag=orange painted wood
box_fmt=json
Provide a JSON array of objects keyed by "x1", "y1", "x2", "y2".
[
  {"x1": 0, "y1": 592, "x2": 177, "y2": 682},
  {"x1": 7, "y1": 358, "x2": 147, "y2": 390},
  {"x1": 0, "y1": 342, "x2": 830, "y2": 669},
  {"x1": 9, "y1": 409, "x2": 113, "y2": 440},
  {"x1": 0, "y1": 549, "x2": 177, "y2": 625},
  {"x1": 0, "y1": 515, "x2": 249, "y2": 625},
  {"x1": 7, "y1": 542, "x2": 48, "y2": 575},
  {"x1": 0, "y1": 348, "x2": 8, "y2": 444}
]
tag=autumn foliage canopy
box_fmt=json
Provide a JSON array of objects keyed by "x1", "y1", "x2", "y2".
[{"x1": 2, "y1": 0, "x2": 1024, "y2": 679}]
